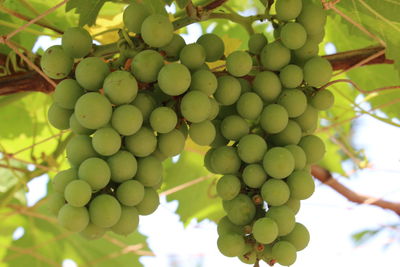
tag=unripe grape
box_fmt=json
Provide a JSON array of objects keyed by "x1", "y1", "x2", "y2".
[
  {"x1": 303, "y1": 56, "x2": 332, "y2": 87},
  {"x1": 80, "y1": 223, "x2": 106, "y2": 240},
  {"x1": 281, "y1": 223, "x2": 310, "y2": 251},
  {"x1": 125, "y1": 127, "x2": 157, "y2": 157},
  {"x1": 47, "y1": 192, "x2": 65, "y2": 215},
  {"x1": 189, "y1": 120, "x2": 216, "y2": 146},
  {"x1": 48, "y1": 103, "x2": 72, "y2": 130},
  {"x1": 158, "y1": 63, "x2": 191, "y2": 96},
  {"x1": 53, "y1": 79, "x2": 84, "y2": 109},
  {"x1": 123, "y1": 2, "x2": 150, "y2": 33},
  {"x1": 285, "y1": 145, "x2": 307, "y2": 170},
  {"x1": 196, "y1": 33, "x2": 225, "y2": 62},
  {"x1": 158, "y1": 129, "x2": 186, "y2": 156},
  {"x1": 279, "y1": 64, "x2": 303, "y2": 89},
  {"x1": 253, "y1": 71, "x2": 282, "y2": 102},
  {"x1": 266, "y1": 205, "x2": 295, "y2": 236},
  {"x1": 161, "y1": 34, "x2": 186, "y2": 61},
  {"x1": 297, "y1": 2, "x2": 327, "y2": 35},
  {"x1": 108, "y1": 150, "x2": 137, "y2": 183},
  {"x1": 226, "y1": 51, "x2": 252, "y2": 77},
  {"x1": 210, "y1": 146, "x2": 241, "y2": 174},
  {"x1": 217, "y1": 234, "x2": 246, "y2": 257},
  {"x1": 131, "y1": 50, "x2": 164, "y2": 83},
  {"x1": 75, "y1": 57, "x2": 110, "y2": 91},
  {"x1": 149, "y1": 106, "x2": 177, "y2": 133},
  {"x1": 286, "y1": 170, "x2": 315, "y2": 200},
  {"x1": 242, "y1": 164, "x2": 267, "y2": 188},
  {"x1": 221, "y1": 115, "x2": 249, "y2": 141},
  {"x1": 92, "y1": 127, "x2": 121, "y2": 156},
  {"x1": 78, "y1": 157, "x2": 111, "y2": 191},
  {"x1": 280, "y1": 22, "x2": 307, "y2": 50},
  {"x1": 208, "y1": 98, "x2": 220, "y2": 120},
  {"x1": 272, "y1": 241, "x2": 297, "y2": 266},
  {"x1": 69, "y1": 113, "x2": 94, "y2": 135},
  {"x1": 89, "y1": 194, "x2": 121, "y2": 228},
  {"x1": 103, "y1": 70, "x2": 138, "y2": 105},
  {"x1": 217, "y1": 216, "x2": 243, "y2": 236},
  {"x1": 210, "y1": 120, "x2": 229, "y2": 148},
  {"x1": 284, "y1": 197, "x2": 301, "y2": 214},
  {"x1": 237, "y1": 134, "x2": 267, "y2": 164},
  {"x1": 216, "y1": 175, "x2": 241, "y2": 200},
  {"x1": 252, "y1": 217, "x2": 279, "y2": 244},
  {"x1": 226, "y1": 194, "x2": 256, "y2": 225},
  {"x1": 275, "y1": 0, "x2": 302, "y2": 21},
  {"x1": 135, "y1": 156, "x2": 162, "y2": 187},
  {"x1": 190, "y1": 69, "x2": 218, "y2": 96},
  {"x1": 277, "y1": 89, "x2": 307, "y2": 118},
  {"x1": 263, "y1": 147, "x2": 295, "y2": 179},
  {"x1": 261, "y1": 179, "x2": 290, "y2": 206},
  {"x1": 214, "y1": 76, "x2": 241, "y2": 105},
  {"x1": 310, "y1": 89, "x2": 334, "y2": 110},
  {"x1": 236, "y1": 92, "x2": 263, "y2": 120},
  {"x1": 180, "y1": 43, "x2": 206, "y2": 70},
  {"x1": 64, "y1": 180, "x2": 92, "y2": 207},
  {"x1": 248, "y1": 33, "x2": 268, "y2": 54},
  {"x1": 116, "y1": 180, "x2": 145, "y2": 206},
  {"x1": 180, "y1": 91, "x2": 211, "y2": 123},
  {"x1": 111, "y1": 104, "x2": 143, "y2": 136},
  {"x1": 270, "y1": 120, "x2": 302, "y2": 146},
  {"x1": 40, "y1": 45, "x2": 73, "y2": 79},
  {"x1": 294, "y1": 104, "x2": 318, "y2": 131},
  {"x1": 62, "y1": 27, "x2": 92, "y2": 58},
  {"x1": 260, "y1": 104, "x2": 289, "y2": 134},
  {"x1": 239, "y1": 250, "x2": 257, "y2": 264},
  {"x1": 260, "y1": 41, "x2": 291, "y2": 71},
  {"x1": 111, "y1": 206, "x2": 139, "y2": 236},
  {"x1": 141, "y1": 14, "x2": 173, "y2": 47},
  {"x1": 75, "y1": 92, "x2": 112, "y2": 129},
  {"x1": 293, "y1": 39, "x2": 319, "y2": 63},
  {"x1": 58, "y1": 204, "x2": 89, "y2": 232},
  {"x1": 66, "y1": 135, "x2": 98, "y2": 166},
  {"x1": 136, "y1": 187, "x2": 160, "y2": 215},
  {"x1": 299, "y1": 135, "x2": 325, "y2": 164},
  {"x1": 131, "y1": 92, "x2": 157, "y2": 122}
]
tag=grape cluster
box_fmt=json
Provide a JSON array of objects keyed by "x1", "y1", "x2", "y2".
[{"x1": 42, "y1": 0, "x2": 333, "y2": 264}]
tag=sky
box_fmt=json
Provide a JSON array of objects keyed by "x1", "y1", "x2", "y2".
[{"x1": 14, "y1": 4, "x2": 400, "y2": 267}]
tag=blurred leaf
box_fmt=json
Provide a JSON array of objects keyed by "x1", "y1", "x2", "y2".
[
  {"x1": 352, "y1": 228, "x2": 381, "y2": 246},
  {"x1": 66, "y1": 0, "x2": 107, "y2": 26},
  {"x1": 175, "y1": 0, "x2": 189, "y2": 9}
]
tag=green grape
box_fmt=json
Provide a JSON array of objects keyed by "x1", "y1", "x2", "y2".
[
  {"x1": 62, "y1": 27, "x2": 92, "y2": 58},
  {"x1": 180, "y1": 90, "x2": 211, "y2": 123},
  {"x1": 210, "y1": 146, "x2": 241, "y2": 174},
  {"x1": 277, "y1": 89, "x2": 307, "y2": 118},
  {"x1": 158, "y1": 63, "x2": 191, "y2": 96},
  {"x1": 210, "y1": 120, "x2": 229, "y2": 148},
  {"x1": 158, "y1": 129, "x2": 186, "y2": 156},
  {"x1": 270, "y1": 120, "x2": 302, "y2": 146},
  {"x1": 248, "y1": 33, "x2": 268, "y2": 54},
  {"x1": 80, "y1": 223, "x2": 106, "y2": 240},
  {"x1": 237, "y1": 134, "x2": 267, "y2": 164},
  {"x1": 125, "y1": 127, "x2": 157, "y2": 157},
  {"x1": 280, "y1": 22, "x2": 307, "y2": 50},
  {"x1": 252, "y1": 217, "x2": 279, "y2": 244},
  {"x1": 208, "y1": 98, "x2": 220, "y2": 120},
  {"x1": 53, "y1": 79, "x2": 84, "y2": 109},
  {"x1": 75, "y1": 57, "x2": 110, "y2": 91},
  {"x1": 196, "y1": 33, "x2": 225, "y2": 62},
  {"x1": 108, "y1": 150, "x2": 137, "y2": 183},
  {"x1": 149, "y1": 106, "x2": 177, "y2": 133},
  {"x1": 271, "y1": 241, "x2": 297, "y2": 266},
  {"x1": 303, "y1": 56, "x2": 332, "y2": 87},
  {"x1": 75, "y1": 92, "x2": 112, "y2": 129},
  {"x1": 58, "y1": 204, "x2": 89, "y2": 232},
  {"x1": 141, "y1": 14, "x2": 173, "y2": 47},
  {"x1": 180, "y1": 43, "x2": 206, "y2": 70},
  {"x1": 111, "y1": 206, "x2": 140, "y2": 236},
  {"x1": 260, "y1": 41, "x2": 291, "y2": 71},
  {"x1": 48, "y1": 103, "x2": 73, "y2": 130},
  {"x1": 135, "y1": 156, "x2": 162, "y2": 187},
  {"x1": 136, "y1": 187, "x2": 160, "y2": 215},
  {"x1": 123, "y1": 2, "x2": 150, "y2": 33},
  {"x1": 151, "y1": 149, "x2": 168, "y2": 162},
  {"x1": 69, "y1": 113, "x2": 94, "y2": 135},
  {"x1": 204, "y1": 148, "x2": 216, "y2": 173},
  {"x1": 216, "y1": 175, "x2": 241, "y2": 200},
  {"x1": 161, "y1": 34, "x2": 186, "y2": 61},
  {"x1": 40, "y1": 45, "x2": 73, "y2": 79},
  {"x1": 253, "y1": 71, "x2": 282, "y2": 102},
  {"x1": 284, "y1": 198, "x2": 301, "y2": 214},
  {"x1": 311, "y1": 89, "x2": 334, "y2": 110},
  {"x1": 261, "y1": 179, "x2": 290, "y2": 206},
  {"x1": 260, "y1": 104, "x2": 289, "y2": 134},
  {"x1": 53, "y1": 168, "x2": 77, "y2": 193},
  {"x1": 66, "y1": 135, "x2": 98, "y2": 166},
  {"x1": 242, "y1": 164, "x2": 267, "y2": 188},
  {"x1": 226, "y1": 51, "x2": 252, "y2": 77},
  {"x1": 78, "y1": 157, "x2": 111, "y2": 191},
  {"x1": 238, "y1": 250, "x2": 257, "y2": 265},
  {"x1": 285, "y1": 145, "x2": 306, "y2": 170},
  {"x1": 131, "y1": 50, "x2": 164, "y2": 83},
  {"x1": 238, "y1": 78, "x2": 251, "y2": 94},
  {"x1": 214, "y1": 76, "x2": 241, "y2": 105},
  {"x1": 217, "y1": 216, "x2": 243, "y2": 236},
  {"x1": 226, "y1": 194, "x2": 256, "y2": 226},
  {"x1": 299, "y1": 135, "x2": 325, "y2": 164},
  {"x1": 259, "y1": 244, "x2": 274, "y2": 263},
  {"x1": 293, "y1": 39, "x2": 319, "y2": 63},
  {"x1": 112, "y1": 104, "x2": 143, "y2": 136},
  {"x1": 217, "y1": 233, "x2": 246, "y2": 257},
  {"x1": 286, "y1": 170, "x2": 315, "y2": 200},
  {"x1": 236, "y1": 92, "x2": 263, "y2": 120},
  {"x1": 47, "y1": 192, "x2": 65, "y2": 215},
  {"x1": 297, "y1": 2, "x2": 326, "y2": 35},
  {"x1": 131, "y1": 92, "x2": 156, "y2": 121},
  {"x1": 64, "y1": 180, "x2": 92, "y2": 207},
  {"x1": 275, "y1": 0, "x2": 302, "y2": 21},
  {"x1": 89, "y1": 194, "x2": 121, "y2": 228},
  {"x1": 92, "y1": 127, "x2": 121, "y2": 156},
  {"x1": 308, "y1": 28, "x2": 325, "y2": 44},
  {"x1": 263, "y1": 147, "x2": 295, "y2": 179},
  {"x1": 281, "y1": 223, "x2": 310, "y2": 251},
  {"x1": 189, "y1": 120, "x2": 216, "y2": 146},
  {"x1": 294, "y1": 104, "x2": 318, "y2": 131},
  {"x1": 221, "y1": 115, "x2": 249, "y2": 141},
  {"x1": 266, "y1": 205, "x2": 295, "y2": 236},
  {"x1": 103, "y1": 70, "x2": 138, "y2": 105},
  {"x1": 116, "y1": 180, "x2": 145, "y2": 206},
  {"x1": 190, "y1": 69, "x2": 218, "y2": 96},
  {"x1": 279, "y1": 64, "x2": 303, "y2": 89}
]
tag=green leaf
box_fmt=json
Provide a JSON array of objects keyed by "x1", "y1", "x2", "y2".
[
  {"x1": 175, "y1": 0, "x2": 189, "y2": 9},
  {"x1": 351, "y1": 228, "x2": 381, "y2": 246},
  {"x1": 163, "y1": 151, "x2": 224, "y2": 225},
  {"x1": 66, "y1": 0, "x2": 108, "y2": 26}
]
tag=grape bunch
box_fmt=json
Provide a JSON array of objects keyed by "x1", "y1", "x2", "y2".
[{"x1": 41, "y1": 0, "x2": 334, "y2": 264}]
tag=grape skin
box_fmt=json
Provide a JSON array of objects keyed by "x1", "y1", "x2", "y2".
[
  {"x1": 48, "y1": 103, "x2": 73, "y2": 130},
  {"x1": 260, "y1": 41, "x2": 291, "y2": 71},
  {"x1": 78, "y1": 157, "x2": 111, "y2": 191},
  {"x1": 260, "y1": 104, "x2": 289, "y2": 134},
  {"x1": 125, "y1": 127, "x2": 157, "y2": 157},
  {"x1": 66, "y1": 135, "x2": 98, "y2": 166},
  {"x1": 62, "y1": 27, "x2": 92, "y2": 58},
  {"x1": 221, "y1": 115, "x2": 250, "y2": 141},
  {"x1": 110, "y1": 206, "x2": 140, "y2": 236},
  {"x1": 252, "y1": 217, "x2": 279, "y2": 244},
  {"x1": 236, "y1": 92, "x2": 263, "y2": 120},
  {"x1": 108, "y1": 150, "x2": 137, "y2": 183},
  {"x1": 158, "y1": 63, "x2": 191, "y2": 96},
  {"x1": 103, "y1": 70, "x2": 138, "y2": 105},
  {"x1": 299, "y1": 135, "x2": 326, "y2": 164},
  {"x1": 53, "y1": 79, "x2": 84, "y2": 109},
  {"x1": 263, "y1": 147, "x2": 295, "y2": 179},
  {"x1": 226, "y1": 51, "x2": 253, "y2": 77},
  {"x1": 237, "y1": 134, "x2": 267, "y2": 164},
  {"x1": 58, "y1": 204, "x2": 89, "y2": 232},
  {"x1": 253, "y1": 71, "x2": 282, "y2": 103},
  {"x1": 196, "y1": 33, "x2": 225, "y2": 62},
  {"x1": 214, "y1": 76, "x2": 241, "y2": 105},
  {"x1": 275, "y1": 0, "x2": 302, "y2": 21},
  {"x1": 123, "y1": 2, "x2": 150, "y2": 33},
  {"x1": 92, "y1": 127, "x2": 121, "y2": 156},
  {"x1": 217, "y1": 233, "x2": 246, "y2": 257},
  {"x1": 180, "y1": 91, "x2": 211, "y2": 123},
  {"x1": 149, "y1": 106, "x2": 177, "y2": 134},
  {"x1": 272, "y1": 241, "x2": 297, "y2": 266},
  {"x1": 75, "y1": 57, "x2": 110, "y2": 91},
  {"x1": 116, "y1": 180, "x2": 145, "y2": 206},
  {"x1": 210, "y1": 146, "x2": 241, "y2": 175},
  {"x1": 136, "y1": 187, "x2": 160, "y2": 215},
  {"x1": 158, "y1": 129, "x2": 186, "y2": 156},
  {"x1": 189, "y1": 120, "x2": 216, "y2": 146},
  {"x1": 141, "y1": 14, "x2": 173, "y2": 48},
  {"x1": 111, "y1": 104, "x2": 143, "y2": 136},
  {"x1": 180, "y1": 43, "x2": 206, "y2": 70},
  {"x1": 216, "y1": 175, "x2": 241, "y2": 200},
  {"x1": 74, "y1": 92, "x2": 112, "y2": 130},
  {"x1": 281, "y1": 223, "x2": 310, "y2": 251},
  {"x1": 286, "y1": 170, "x2": 315, "y2": 200},
  {"x1": 135, "y1": 156, "x2": 163, "y2": 187},
  {"x1": 280, "y1": 22, "x2": 307, "y2": 50},
  {"x1": 89, "y1": 194, "x2": 122, "y2": 228},
  {"x1": 248, "y1": 33, "x2": 268, "y2": 55},
  {"x1": 242, "y1": 164, "x2": 267, "y2": 188},
  {"x1": 261, "y1": 179, "x2": 290, "y2": 206},
  {"x1": 64, "y1": 180, "x2": 92, "y2": 207},
  {"x1": 131, "y1": 50, "x2": 164, "y2": 83},
  {"x1": 40, "y1": 45, "x2": 73, "y2": 80}
]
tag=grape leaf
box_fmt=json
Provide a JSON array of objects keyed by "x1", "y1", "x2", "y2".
[
  {"x1": 175, "y1": 0, "x2": 190, "y2": 9},
  {"x1": 66, "y1": 0, "x2": 107, "y2": 26}
]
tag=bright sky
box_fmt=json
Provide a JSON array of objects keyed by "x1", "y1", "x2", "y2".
[{"x1": 16, "y1": 6, "x2": 400, "y2": 267}]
